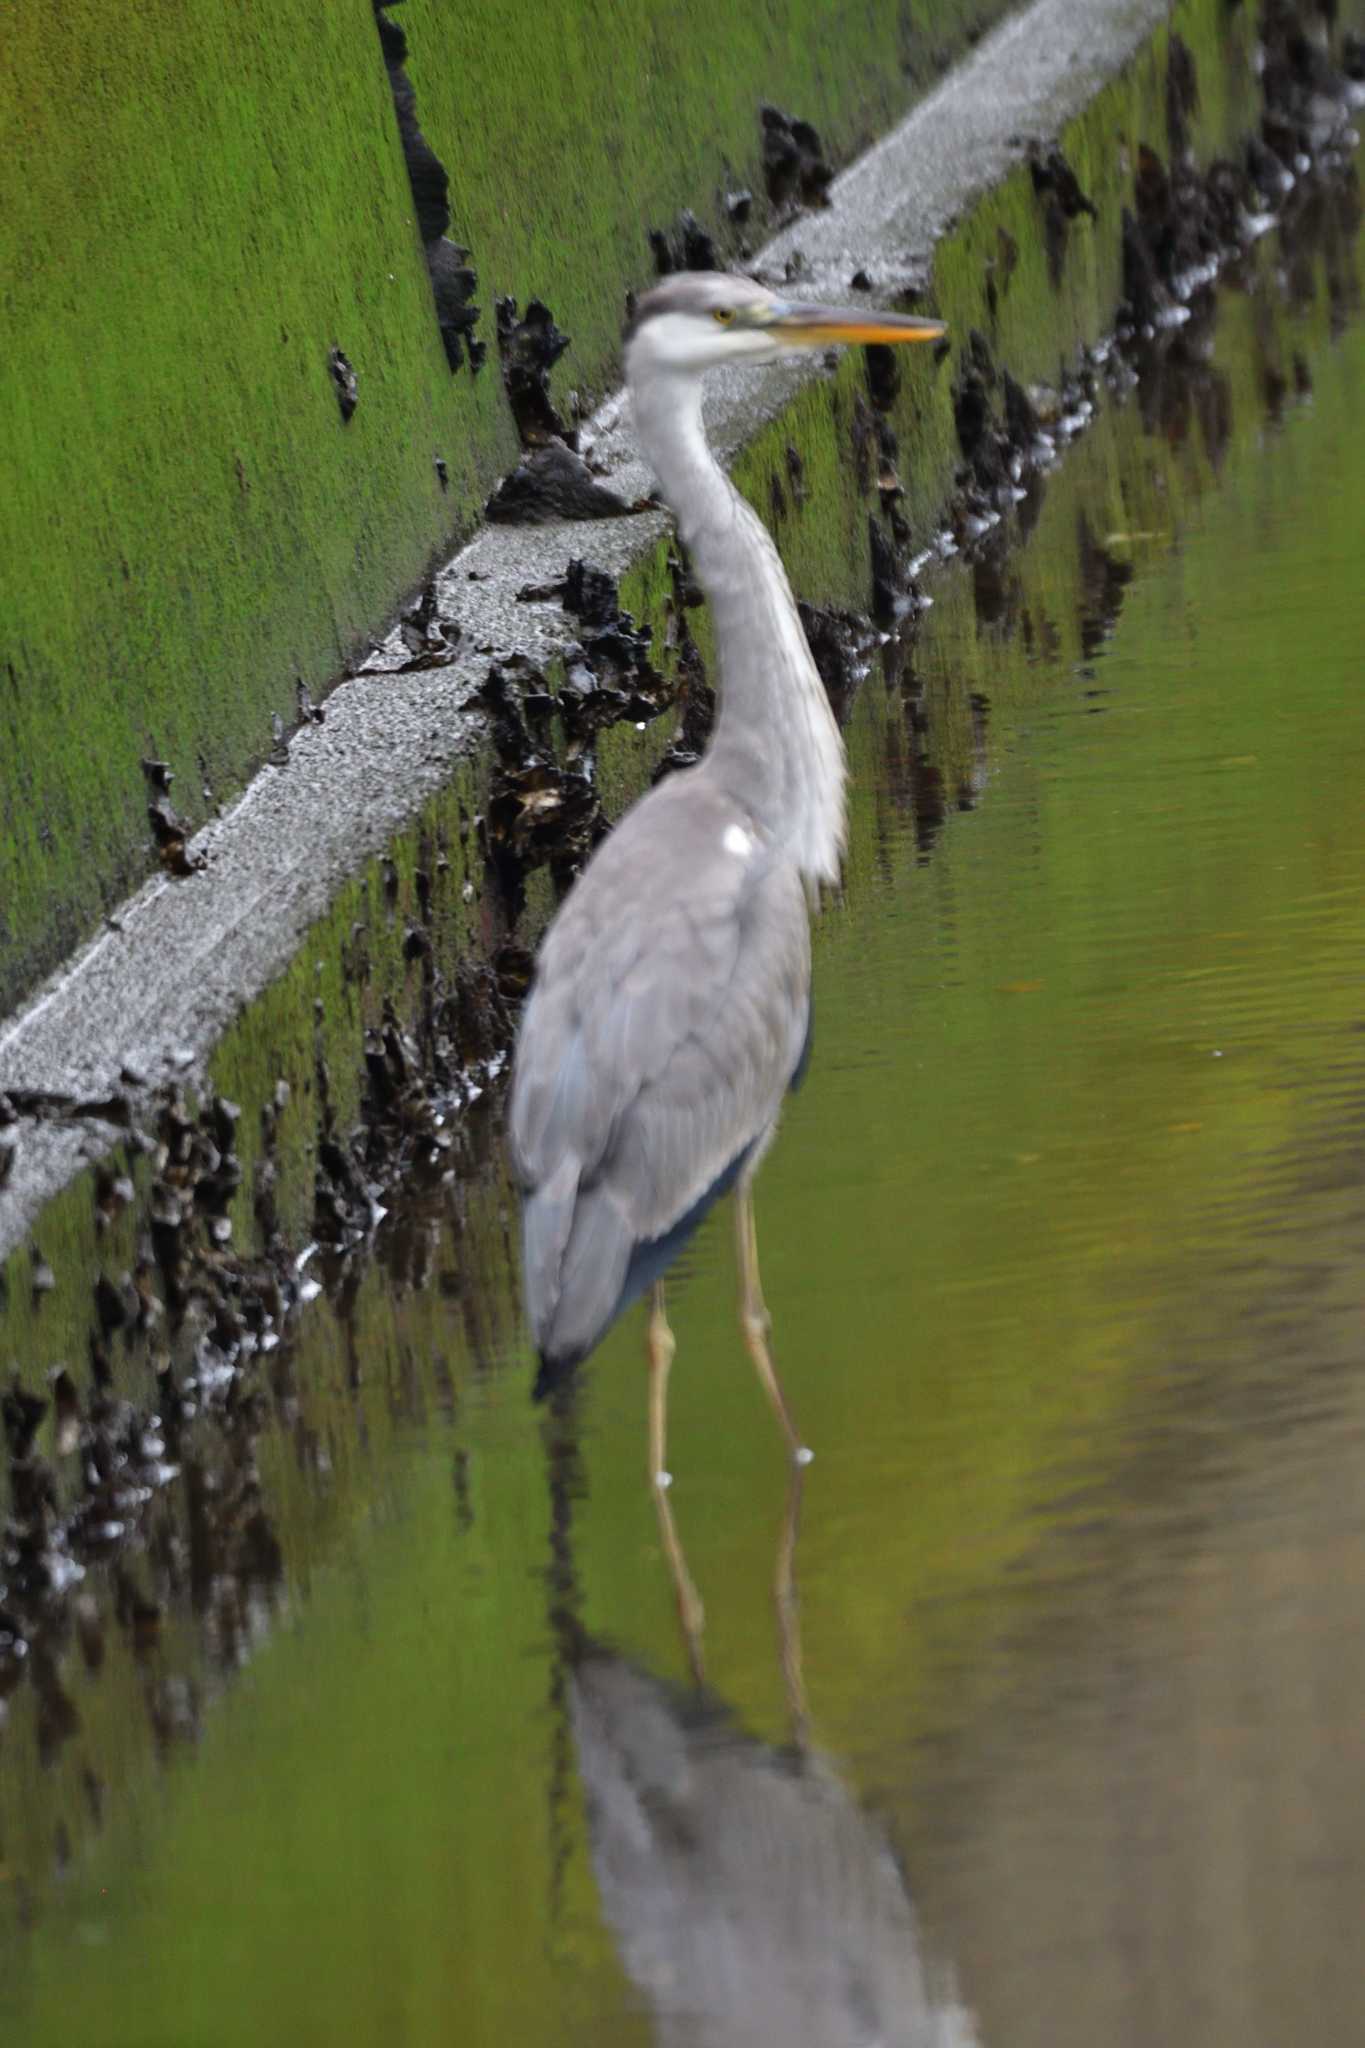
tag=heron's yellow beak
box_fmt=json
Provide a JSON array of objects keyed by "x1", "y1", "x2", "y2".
[{"x1": 768, "y1": 304, "x2": 947, "y2": 347}]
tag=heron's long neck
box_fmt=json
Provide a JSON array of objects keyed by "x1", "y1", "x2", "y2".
[{"x1": 631, "y1": 371, "x2": 845, "y2": 886}]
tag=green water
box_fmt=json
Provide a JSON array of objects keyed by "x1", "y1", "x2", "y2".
[{"x1": 3, "y1": 178, "x2": 1365, "y2": 2046}]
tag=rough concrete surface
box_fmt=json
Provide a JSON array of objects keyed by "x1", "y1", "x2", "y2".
[{"x1": 0, "y1": 0, "x2": 1169, "y2": 1253}]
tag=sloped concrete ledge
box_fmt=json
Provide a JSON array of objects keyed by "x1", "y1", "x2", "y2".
[{"x1": 0, "y1": 0, "x2": 1233, "y2": 1254}]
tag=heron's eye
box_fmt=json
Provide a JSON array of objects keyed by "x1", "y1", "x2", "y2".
[{"x1": 712, "y1": 308, "x2": 735, "y2": 326}]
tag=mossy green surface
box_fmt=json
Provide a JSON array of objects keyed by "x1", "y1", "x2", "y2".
[
  {"x1": 404, "y1": 0, "x2": 995, "y2": 385},
  {"x1": 1, "y1": 0, "x2": 464, "y2": 1002},
  {"x1": 0, "y1": 0, "x2": 1015, "y2": 1011}
]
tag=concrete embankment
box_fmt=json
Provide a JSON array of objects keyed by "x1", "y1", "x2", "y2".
[{"x1": 0, "y1": 0, "x2": 1011, "y2": 1007}]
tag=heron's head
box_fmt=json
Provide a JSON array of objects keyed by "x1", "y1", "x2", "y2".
[{"x1": 624, "y1": 270, "x2": 945, "y2": 378}]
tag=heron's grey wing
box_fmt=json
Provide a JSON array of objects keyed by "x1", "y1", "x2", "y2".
[{"x1": 509, "y1": 774, "x2": 809, "y2": 1363}]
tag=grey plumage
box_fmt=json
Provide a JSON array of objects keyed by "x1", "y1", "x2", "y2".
[
  {"x1": 509, "y1": 775, "x2": 809, "y2": 1367},
  {"x1": 571, "y1": 1649, "x2": 982, "y2": 2048},
  {"x1": 507, "y1": 273, "x2": 945, "y2": 1374}
]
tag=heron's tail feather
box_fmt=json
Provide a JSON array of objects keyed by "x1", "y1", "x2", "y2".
[
  {"x1": 523, "y1": 1163, "x2": 634, "y2": 1393},
  {"x1": 532, "y1": 1347, "x2": 582, "y2": 1403}
]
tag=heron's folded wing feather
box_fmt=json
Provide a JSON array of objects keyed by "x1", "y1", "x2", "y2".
[
  {"x1": 509, "y1": 781, "x2": 809, "y2": 1248},
  {"x1": 511, "y1": 781, "x2": 745, "y2": 1177}
]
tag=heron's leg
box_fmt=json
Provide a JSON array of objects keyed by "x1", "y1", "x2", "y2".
[
  {"x1": 647, "y1": 1281, "x2": 677, "y2": 1486},
  {"x1": 647, "y1": 1283, "x2": 705, "y2": 1680},
  {"x1": 775, "y1": 1460, "x2": 810, "y2": 1749},
  {"x1": 735, "y1": 1180, "x2": 810, "y2": 1462}
]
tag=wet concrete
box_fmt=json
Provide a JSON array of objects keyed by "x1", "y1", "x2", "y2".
[{"x1": 0, "y1": 0, "x2": 1321, "y2": 1259}]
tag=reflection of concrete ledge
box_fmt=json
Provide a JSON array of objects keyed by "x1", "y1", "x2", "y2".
[{"x1": 0, "y1": 0, "x2": 1207, "y2": 1254}]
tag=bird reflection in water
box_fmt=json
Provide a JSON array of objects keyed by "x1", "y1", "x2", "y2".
[{"x1": 567, "y1": 1474, "x2": 981, "y2": 2048}]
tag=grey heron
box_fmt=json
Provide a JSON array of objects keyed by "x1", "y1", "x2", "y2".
[{"x1": 508, "y1": 272, "x2": 944, "y2": 1500}]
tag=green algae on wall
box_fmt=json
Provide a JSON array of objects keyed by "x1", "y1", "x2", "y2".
[
  {"x1": 0, "y1": 0, "x2": 1016, "y2": 1014},
  {"x1": 403, "y1": 0, "x2": 1000, "y2": 394},
  {"x1": 1, "y1": 0, "x2": 463, "y2": 1005}
]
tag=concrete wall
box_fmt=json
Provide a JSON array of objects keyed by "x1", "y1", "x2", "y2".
[{"x1": 0, "y1": 0, "x2": 1011, "y2": 1009}]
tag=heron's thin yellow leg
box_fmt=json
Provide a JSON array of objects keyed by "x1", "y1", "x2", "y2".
[
  {"x1": 647, "y1": 1282, "x2": 675, "y2": 1485},
  {"x1": 735, "y1": 1183, "x2": 810, "y2": 1463},
  {"x1": 647, "y1": 1283, "x2": 705, "y2": 1681},
  {"x1": 775, "y1": 1460, "x2": 811, "y2": 1749}
]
